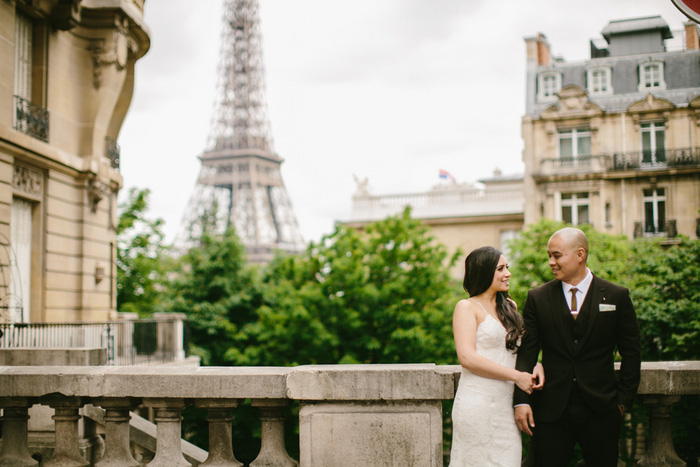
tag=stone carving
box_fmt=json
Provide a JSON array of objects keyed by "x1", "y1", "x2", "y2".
[
  {"x1": 541, "y1": 85, "x2": 603, "y2": 120},
  {"x1": 92, "y1": 17, "x2": 132, "y2": 88},
  {"x1": 87, "y1": 179, "x2": 112, "y2": 213},
  {"x1": 12, "y1": 165, "x2": 43, "y2": 198},
  {"x1": 352, "y1": 174, "x2": 370, "y2": 196}
]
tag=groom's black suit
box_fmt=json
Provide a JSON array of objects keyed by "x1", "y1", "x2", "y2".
[{"x1": 514, "y1": 275, "x2": 641, "y2": 465}]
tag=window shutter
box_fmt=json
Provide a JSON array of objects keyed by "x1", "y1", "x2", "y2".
[{"x1": 14, "y1": 11, "x2": 33, "y2": 100}]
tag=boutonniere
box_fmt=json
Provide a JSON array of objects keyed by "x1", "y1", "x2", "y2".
[{"x1": 599, "y1": 304, "x2": 616, "y2": 312}]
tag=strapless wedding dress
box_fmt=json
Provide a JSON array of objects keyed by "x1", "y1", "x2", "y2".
[{"x1": 449, "y1": 314, "x2": 521, "y2": 466}]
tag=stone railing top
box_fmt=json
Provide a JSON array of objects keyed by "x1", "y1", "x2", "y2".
[
  {"x1": 287, "y1": 364, "x2": 455, "y2": 400},
  {"x1": 0, "y1": 362, "x2": 698, "y2": 402}
]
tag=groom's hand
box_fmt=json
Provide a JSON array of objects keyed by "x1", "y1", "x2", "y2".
[{"x1": 515, "y1": 405, "x2": 535, "y2": 436}]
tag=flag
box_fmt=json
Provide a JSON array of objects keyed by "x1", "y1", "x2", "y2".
[{"x1": 439, "y1": 169, "x2": 456, "y2": 183}]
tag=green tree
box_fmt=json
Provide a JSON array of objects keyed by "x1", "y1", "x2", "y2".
[
  {"x1": 160, "y1": 227, "x2": 262, "y2": 366},
  {"x1": 228, "y1": 208, "x2": 461, "y2": 367},
  {"x1": 116, "y1": 188, "x2": 170, "y2": 315}
]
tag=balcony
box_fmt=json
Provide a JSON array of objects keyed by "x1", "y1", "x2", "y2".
[
  {"x1": 613, "y1": 148, "x2": 700, "y2": 171},
  {"x1": 536, "y1": 148, "x2": 700, "y2": 178},
  {"x1": 537, "y1": 154, "x2": 611, "y2": 177},
  {"x1": 14, "y1": 96, "x2": 49, "y2": 143},
  {"x1": 0, "y1": 362, "x2": 697, "y2": 466},
  {"x1": 633, "y1": 219, "x2": 677, "y2": 239}
]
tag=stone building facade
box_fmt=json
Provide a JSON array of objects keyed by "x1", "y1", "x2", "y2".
[
  {"x1": 523, "y1": 16, "x2": 700, "y2": 240},
  {"x1": 348, "y1": 171, "x2": 524, "y2": 278},
  {"x1": 0, "y1": 0, "x2": 149, "y2": 323}
]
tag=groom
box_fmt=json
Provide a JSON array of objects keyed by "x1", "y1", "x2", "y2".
[{"x1": 514, "y1": 227, "x2": 641, "y2": 466}]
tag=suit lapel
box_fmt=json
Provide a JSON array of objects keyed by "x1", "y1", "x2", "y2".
[
  {"x1": 575, "y1": 275, "x2": 606, "y2": 351},
  {"x1": 546, "y1": 281, "x2": 576, "y2": 356}
]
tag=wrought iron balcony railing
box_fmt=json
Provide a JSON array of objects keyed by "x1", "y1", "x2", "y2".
[
  {"x1": 613, "y1": 147, "x2": 700, "y2": 170},
  {"x1": 14, "y1": 95, "x2": 49, "y2": 142},
  {"x1": 633, "y1": 219, "x2": 677, "y2": 238}
]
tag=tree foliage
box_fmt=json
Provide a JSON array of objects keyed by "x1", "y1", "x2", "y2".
[
  {"x1": 116, "y1": 188, "x2": 170, "y2": 315},
  {"x1": 227, "y1": 208, "x2": 461, "y2": 367},
  {"x1": 159, "y1": 228, "x2": 262, "y2": 365}
]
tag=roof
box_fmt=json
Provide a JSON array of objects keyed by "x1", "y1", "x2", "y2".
[{"x1": 601, "y1": 16, "x2": 673, "y2": 42}]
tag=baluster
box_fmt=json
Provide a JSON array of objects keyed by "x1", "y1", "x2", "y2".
[
  {"x1": 195, "y1": 399, "x2": 243, "y2": 467},
  {"x1": 42, "y1": 396, "x2": 89, "y2": 466},
  {"x1": 637, "y1": 395, "x2": 686, "y2": 466},
  {"x1": 250, "y1": 399, "x2": 297, "y2": 467},
  {"x1": 0, "y1": 397, "x2": 39, "y2": 466},
  {"x1": 143, "y1": 398, "x2": 191, "y2": 467},
  {"x1": 93, "y1": 397, "x2": 140, "y2": 467}
]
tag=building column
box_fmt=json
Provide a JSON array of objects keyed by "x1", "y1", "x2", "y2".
[
  {"x1": 637, "y1": 395, "x2": 686, "y2": 466},
  {"x1": 93, "y1": 397, "x2": 140, "y2": 467},
  {"x1": 195, "y1": 399, "x2": 244, "y2": 467},
  {"x1": 0, "y1": 397, "x2": 39, "y2": 466},
  {"x1": 250, "y1": 399, "x2": 297, "y2": 467},
  {"x1": 42, "y1": 396, "x2": 89, "y2": 466},
  {"x1": 143, "y1": 398, "x2": 191, "y2": 467}
]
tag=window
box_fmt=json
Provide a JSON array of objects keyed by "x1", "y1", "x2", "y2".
[
  {"x1": 537, "y1": 72, "x2": 561, "y2": 101},
  {"x1": 643, "y1": 188, "x2": 666, "y2": 234},
  {"x1": 561, "y1": 193, "x2": 590, "y2": 226},
  {"x1": 13, "y1": 10, "x2": 49, "y2": 142},
  {"x1": 10, "y1": 198, "x2": 33, "y2": 323},
  {"x1": 638, "y1": 61, "x2": 666, "y2": 91},
  {"x1": 587, "y1": 67, "x2": 612, "y2": 95},
  {"x1": 641, "y1": 122, "x2": 666, "y2": 165},
  {"x1": 558, "y1": 128, "x2": 591, "y2": 159}
]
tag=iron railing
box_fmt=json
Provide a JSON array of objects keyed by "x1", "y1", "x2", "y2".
[
  {"x1": 0, "y1": 318, "x2": 189, "y2": 366},
  {"x1": 633, "y1": 219, "x2": 677, "y2": 238},
  {"x1": 14, "y1": 95, "x2": 49, "y2": 142},
  {"x1": 613, "y1": 148, "x2": 700, "y2": 170}
]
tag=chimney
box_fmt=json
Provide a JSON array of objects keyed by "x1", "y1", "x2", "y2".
[
  {"x1": 685, "y1": 22, "x2": 700, "y2": 50},
  {"x1": 525, "y1": 33, "x2": 552, "y2": 67}
]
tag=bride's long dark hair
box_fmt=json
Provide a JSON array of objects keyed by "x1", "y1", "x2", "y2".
[{"x1": 463, "y1": 246, "x2": 524, "y2": 350}]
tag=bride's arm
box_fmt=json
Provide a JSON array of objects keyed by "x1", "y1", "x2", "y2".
[{"x1": 453, "y1": 300, "x2": 534, "y2": 394}]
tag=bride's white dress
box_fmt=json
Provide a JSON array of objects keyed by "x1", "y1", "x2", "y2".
[{"x1": 449, "y1": 314, "x2": 521, "y2": 466}]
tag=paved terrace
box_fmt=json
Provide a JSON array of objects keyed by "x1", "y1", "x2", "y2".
[{"x1": 0, "y1": 362, "x2": 698, "y2": 466}]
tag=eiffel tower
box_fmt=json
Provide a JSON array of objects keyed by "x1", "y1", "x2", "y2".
[{"x1": 181, "y1": 0, "x2": 305, "y2": 263}]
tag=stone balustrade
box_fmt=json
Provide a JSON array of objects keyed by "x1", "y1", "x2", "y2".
[{"x1": 0, "y1": 361, "x2": 698, "y2": 466}]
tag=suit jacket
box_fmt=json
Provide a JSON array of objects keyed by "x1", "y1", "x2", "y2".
[{"x1": 513, "y1": 275, "x2": 641, "y2": 422}]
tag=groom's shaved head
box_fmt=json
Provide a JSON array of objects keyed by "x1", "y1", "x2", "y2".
[{"x1": 549, "y1": 227, "x2": 588, "y2": 256}]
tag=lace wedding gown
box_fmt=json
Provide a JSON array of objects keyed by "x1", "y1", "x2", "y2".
[{"x1": 449, "y1": 314, "x2": 521, "y2": 466}]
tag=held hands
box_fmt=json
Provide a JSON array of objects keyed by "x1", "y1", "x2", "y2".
[
  {"x1": 514, "y1": 371, "x2": 535, "y2": 394},
  {"x1": 533, "y1": 362, "x2": 545, "y2": 390}
]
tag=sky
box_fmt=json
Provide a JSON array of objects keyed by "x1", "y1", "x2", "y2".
[{"x1": 118, "y1": 0, "x2": 691, "y2": 245}]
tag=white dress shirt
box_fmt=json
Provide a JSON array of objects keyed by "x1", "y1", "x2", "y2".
[{"x1": 562, "y1": 268, "x2": 592, "y2": 316}]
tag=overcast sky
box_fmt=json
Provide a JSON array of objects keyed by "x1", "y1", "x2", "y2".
[{"x1": 118, "y1": 1, "x2": 690, "y2": 245}]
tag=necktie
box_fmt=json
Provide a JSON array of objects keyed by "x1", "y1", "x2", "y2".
[{"x1": 570, "y1": 287, "x2": 579, "y2": 319}]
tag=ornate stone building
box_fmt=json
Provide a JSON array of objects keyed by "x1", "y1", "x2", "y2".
[
  {"x1": 523, "y1": 16, "x2": 700, "y2": 240},
  {"x1": 0, "y1": 1, "x2": 149, "y2": 323}
]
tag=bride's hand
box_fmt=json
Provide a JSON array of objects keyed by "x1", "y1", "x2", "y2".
[
  {"x1": 514, "y1": 371, "x2": 534, "y2": 394},
  {"x1": 533, "y1": 362, "x2": 545, "y2": 390}
]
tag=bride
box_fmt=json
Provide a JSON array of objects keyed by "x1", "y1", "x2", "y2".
[{"x1": 450, "y1": 246, "x2": 543, "y2": 466}]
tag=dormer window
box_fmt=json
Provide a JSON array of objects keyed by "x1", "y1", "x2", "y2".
[
  {"x1": 587, "y1": 67, "x2": 612, "y2": 95},
  {"x1": 538, "y1": 72, "x2": 561, "y2": 101},
  {"x1": 638, "y1": 60, "x2": 666, "y2": 91}
]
